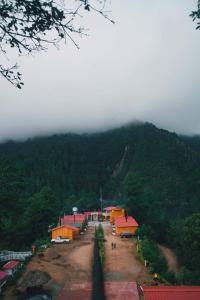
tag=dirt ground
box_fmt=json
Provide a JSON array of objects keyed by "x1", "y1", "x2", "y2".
[
  {"x1": 103, "y1": 223, "x2": 152, "y2": 285},
  {"x1": 158, "y1": 245, "x2": 179, "y2": 274},
  {"x1": 2, "y1": 222, "x2": 155, "y2": 300},
  {"x1": 2, "y1": 226, "x2": 94, "y2": 300}
]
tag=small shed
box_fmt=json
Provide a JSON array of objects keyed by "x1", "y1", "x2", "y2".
[
  {"x1": 143, "y1": 286, "x2": 200, "y2": 300},
  {"x1": 110, "y1": 207, "x2": 125, "y2": 224},
  {"x1": 2, "y1": 260, "x2": 20, "y2": 276},
  {"x1": 115, "y1": 216, "x2": 139, "y2": 236},
  {"x1": 0, "y1": 271, "x2": 8, "y2": 293},
  {"x1": 51, "y1": 224, "x2": 79, "y2": 240}
]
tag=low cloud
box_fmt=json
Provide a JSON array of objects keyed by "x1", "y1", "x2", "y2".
[{"x1": 1, "y1": 0, "x2": 200, "y2": 141}]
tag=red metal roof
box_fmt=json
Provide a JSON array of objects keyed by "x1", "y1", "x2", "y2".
[
  {"x1": 52, "y1": 224, "x2": 79, "y2": 231},
  {"x1": 61, "y1": 214, "x2": 85, "y2": 224},
  {"x1": 0, "y1": 270, "x2": 8, "y2": 281},
  {"x1": 143, "y1": 286, "x2": 200, "y2": 300},
  {"x1": 115, "y1": 216, "x2": 139, "y2": 227},
  {"x1": 3, "y1": 260, "x2": 19, "y2": 270}
]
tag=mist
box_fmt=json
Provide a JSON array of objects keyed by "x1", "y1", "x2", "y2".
[{"x1": 1, "y1": 0, "x2": 200, "y2": 141}]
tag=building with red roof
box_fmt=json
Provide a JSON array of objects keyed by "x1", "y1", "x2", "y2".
[
  {"x1": 143, "y1": 286, "x2": 200, "y2": 300},
  {"x1": 0, "y1": 270, "x2": 8, "y2": 293},
  {"x1": 115, "y1": 216, "x2": 139, "y2": 236},
  {"x1": 2, "y1": 260, "x2": 20, "y2": 276},
  {"x1": 61, "y1": 214, "x2": 85, "y2": 228},
  {"x1": 110, "y1": 207, "x2": 125, "y2": 224},
  {"x1": 51, "y1": 224, "x2": 79, "y2": 240}
]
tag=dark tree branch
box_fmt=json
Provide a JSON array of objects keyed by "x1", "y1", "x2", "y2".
[
  {"x1": 0, "y1": 0, "x2": 112, "y2": 88},
  {"x1": 190, "y1": 1, "x2": 200, "y2": 30}
]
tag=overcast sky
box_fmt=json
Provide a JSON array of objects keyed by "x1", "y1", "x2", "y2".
[{"x1": 1, "y1": 0, "x2": 200, "y2": 141}]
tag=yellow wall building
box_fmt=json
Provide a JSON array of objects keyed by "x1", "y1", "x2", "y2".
[
  {"x1": 110, "y1": 207, "x2": 125, "y2": 224},
  {"x1": 115, "y1": 216, "x2": 139, "y2": 236},
  {"x1": 51, "y1": 225, "x2": 79, "y2": 240}
]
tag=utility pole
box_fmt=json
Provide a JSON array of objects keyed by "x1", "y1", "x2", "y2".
[{"x1": 100, "y1": 187, "x2": 103, "y2": 213}]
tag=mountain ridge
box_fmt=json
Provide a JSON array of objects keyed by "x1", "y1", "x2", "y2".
[{"x1": 0, "y1": 121, "x2": 200, "y2": 247}]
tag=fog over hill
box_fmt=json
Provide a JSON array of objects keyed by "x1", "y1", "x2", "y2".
[{"x1": 1, "y1": 0, "x2": 200, "y2": 141}]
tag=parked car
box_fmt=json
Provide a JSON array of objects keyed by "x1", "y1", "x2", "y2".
[
  {"x1": 120, "y1": 232, "x2": 133, "y2": 238},
  {"x1": 51, "y1": 237, "x2": 70, "y2": 244}
]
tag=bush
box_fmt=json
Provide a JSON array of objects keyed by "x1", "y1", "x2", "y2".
[
  {"x1": 162, "y1": 271, "x2": 178, "y2": 284},
  {"x1": 95, "y1": 225, "x2": 105, "y2": 265},
  {"x1": 137, "y1": 224, "x2": 156, "y2": 240},
  {"x1": 95, "y1": 224, "x2": 104, "y2": 240},
  {"x1": 34, "y1": 237, "x2": 51, "y2": 251},
  {"x1": 92, "y1": 227, "x2": 106, "y2": 300},
  {"x1": 177, "y1": 267, "x2": 200, "y2": 285},
  {"x1": 141, "y1": 238, "x2": 168, "y2": 274}
]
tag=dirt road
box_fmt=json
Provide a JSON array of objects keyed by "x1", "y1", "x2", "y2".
[
  {"x1": 103, "y1": 223, "x2": 152, "y2": 285},
  {"x1": 2, "y1": 226, "x2": 94, "y2": 300},
  {"x1": 2, "y1": 222, "x2": 154, "y2": 300},
  {"x1": 159, "y1": 245, "x2": 179, "y2": 274}
]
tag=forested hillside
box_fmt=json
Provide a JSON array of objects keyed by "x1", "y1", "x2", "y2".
[{"x1": 0, "y1": 122, "x2": 200, "y2": 283}]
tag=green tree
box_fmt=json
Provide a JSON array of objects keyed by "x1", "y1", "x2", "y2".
[
  {"x1": 124, "y1": 171, "x2": 145, "y2": 220},
  {"x1": 181, "y1": 213, "x2": 200, "y2": 270},
  {"x1": 22, "y1": 186, "x2": 60, "y2": 244},
  {"x1": 0, "y1": 159, "x2": 24, "y2": 249}
]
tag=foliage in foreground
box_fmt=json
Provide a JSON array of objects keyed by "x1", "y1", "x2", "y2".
[{"x1": 0, "y1": 0, "x2": 113, "y2": 87}]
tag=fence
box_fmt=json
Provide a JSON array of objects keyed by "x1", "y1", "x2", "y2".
[{"x1": 0, "y1": 251, "x2": 32, "y2": 262}]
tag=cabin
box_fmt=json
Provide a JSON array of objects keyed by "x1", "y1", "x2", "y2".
[
  {"x1": 110, "y1": 207, "x2": 125, "y2": 224},
  {"x1": 51, "y1": 224, "x2": 79, "y2": 240},
  {"x1": 60, "y1": 214, "x2": 85, "y2": 228},
  {"x1": 115, "y1": 216, "x2": 139, "y2": 236},
  {"x1": 2, "y1": 260, "x2": 20, "y2": 276},
  {"x1": 103, "y1": 206, "x2": 116, "y2": 221},
  {"x1": 0, "y1": 271, "x2": 8, "y2": 294},
  {"x1": 143, "y1": 286, "x2": 200, "y2": 300}
]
